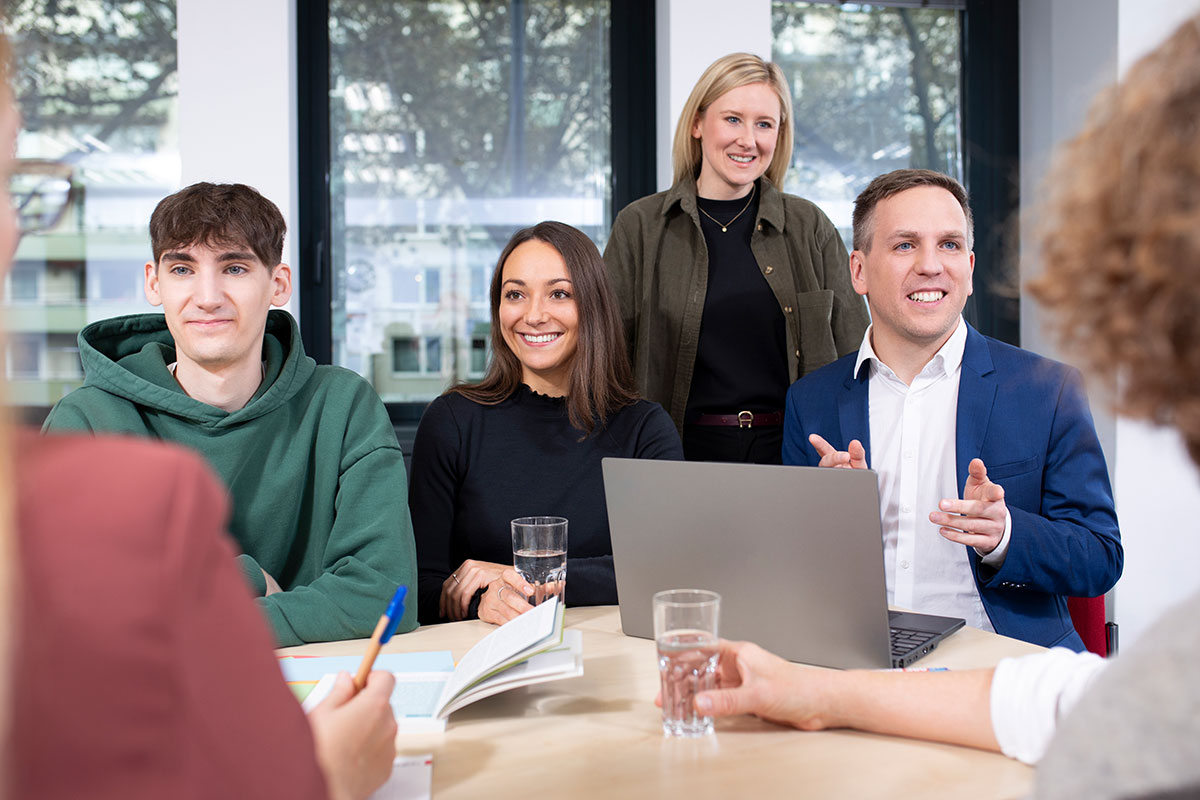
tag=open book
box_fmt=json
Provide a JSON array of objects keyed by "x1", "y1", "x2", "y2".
[{"x1": 290, "y1": 597, "x2": 582, "y2": 731}]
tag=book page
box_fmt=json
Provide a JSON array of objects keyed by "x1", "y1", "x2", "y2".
[
  {"x1": 301, "y1": 671, "x2": 452, "y2": 728},
  {"x1": 280, "y1": 651, "x2": 455, "y2": 682},
  {"x1": 435, "y1": 598, "x2": 561, "y2": 712},
  {"x1": 438, "y1": 629, "x2": 583, "y2": 718},
  {"x1": 286, "y1": 650, "x2": 455, "y2": 706}
]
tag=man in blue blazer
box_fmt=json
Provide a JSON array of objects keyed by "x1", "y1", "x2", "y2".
[{"x1": 783, "y1": 170, "x2": 1121, "y2": 650}]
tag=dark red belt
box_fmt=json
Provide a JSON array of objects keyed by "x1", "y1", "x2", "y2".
[{"x1": 687, "y1": 411, "x2": 784, "y2": 428}]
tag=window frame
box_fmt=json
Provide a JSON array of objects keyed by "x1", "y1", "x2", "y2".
[
  {"x1": 960, "y1": 0, "x2": 1020, "y2": 346},
  {"x1": 297, "y1": 0, "x2": 1018, "y2": 429},
  {"x1": 771, "y1": 0, "x2": 1018, "y2": 345},
  {"x1": 7, "y1": 262, "x2": 43, "y2": 303},
  {"x1": 296, "y1": 0, "x2": 657, "y2": 423}
]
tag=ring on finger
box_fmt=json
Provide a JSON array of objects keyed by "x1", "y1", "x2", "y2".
[
  {"x1": 451, "y1": 572, "x2": 461, "y2": 585},
  {"x1": 497, "y1": 585, "x2": 508, "y2": 601}
]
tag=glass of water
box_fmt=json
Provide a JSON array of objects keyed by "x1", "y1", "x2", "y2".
[
  {"x1": 511, "y1": 516, "x2": 568, "y2": 606},
  {"x1": 654, "y1": 589, "x2": 721, "y2": 737}
]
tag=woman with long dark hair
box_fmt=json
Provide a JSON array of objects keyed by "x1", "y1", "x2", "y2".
[{"x1": 411, "y1": 221, "x2": 682, "y2": 626}]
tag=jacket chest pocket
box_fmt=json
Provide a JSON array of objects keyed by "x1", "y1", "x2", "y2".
[{"x1": 794, "y1": 289, "x2": 836, "y2": 375}]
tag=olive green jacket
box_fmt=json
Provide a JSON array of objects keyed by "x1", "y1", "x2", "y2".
[{"x1": 603, "y1": 176, "x2": 870, "y2": 432}]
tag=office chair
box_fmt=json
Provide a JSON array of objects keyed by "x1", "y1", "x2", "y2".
[{"x1": 1068, "y1": 595, "x2": 1118, "y2": 657}]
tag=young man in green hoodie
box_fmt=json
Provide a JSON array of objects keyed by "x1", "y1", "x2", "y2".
[{"x1": 43, "y1": 182, "x2": 418, "y2": 646}]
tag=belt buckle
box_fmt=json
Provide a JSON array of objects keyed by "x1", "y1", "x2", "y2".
[{"x1": 737, "y1": 410, "x2": 754, "y2": 428}]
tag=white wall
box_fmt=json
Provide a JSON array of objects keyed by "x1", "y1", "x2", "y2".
[
  {"x1": 654, "y1": 0, "x2": 772, "y2": 190},
  {"x1": 1018, "y1": 0, "x2": 1119, "y2": 490},
  {"x1": 177, "y1": 0, "x2": 298, "y2": 287},
  {"x1": 1018, "y1": 0, "x2": 1117, "y2": 359}
]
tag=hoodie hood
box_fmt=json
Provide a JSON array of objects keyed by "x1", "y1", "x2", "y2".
[{"x1": 76, "y1": 309, "x2": 317, "y2": 428}]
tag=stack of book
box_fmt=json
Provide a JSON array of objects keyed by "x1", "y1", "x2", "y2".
[{"x1": 280, "y1": 597, "x2": 582, "y2": 732}]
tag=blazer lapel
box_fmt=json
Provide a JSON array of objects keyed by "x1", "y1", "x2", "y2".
[
  {"x1": 840, "y1": 361, "x2": 873, "y2": 467},
  {"x1": 955, "y1": 325, "x2": 997, "y2": 495}
]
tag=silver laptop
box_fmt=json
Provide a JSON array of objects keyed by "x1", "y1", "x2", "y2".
[{"x1": 602, "y1": 458, "x2": 964, "y2": 669}]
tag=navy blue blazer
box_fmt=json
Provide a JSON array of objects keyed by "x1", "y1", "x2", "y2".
[{"x1": 783, "y1": 324, "x2": 1122, "y2": 650}]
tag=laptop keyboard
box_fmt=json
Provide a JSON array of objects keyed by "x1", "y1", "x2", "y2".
[{"x1": 890, "y1": 626, "x2": 938, "y2": 657}]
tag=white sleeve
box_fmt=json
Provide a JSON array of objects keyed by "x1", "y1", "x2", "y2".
[
  {"x1": 977, "y1": 508, "x2": 1012, "y2": 566},
  {"x1": 990, "y1": 647, "x2": 1109, "y2": 764}
]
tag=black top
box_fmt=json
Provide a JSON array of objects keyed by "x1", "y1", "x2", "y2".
[
  {"x1": 685, "y1": 186, "x2": 789, "y2": 417},
  {"x1": 410, "y1": 384, "x2": 684, "y2": 624}
]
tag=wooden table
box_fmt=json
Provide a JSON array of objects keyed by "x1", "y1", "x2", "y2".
[{"x1": 281, "y1": 606, "x2": 1041, "y2": 799}]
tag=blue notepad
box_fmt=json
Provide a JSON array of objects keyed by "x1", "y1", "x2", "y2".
[{"x1": 279, "y1": 651, "x2": 455, "y2": 683}]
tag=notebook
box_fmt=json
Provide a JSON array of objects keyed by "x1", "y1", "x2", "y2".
[{"x1": 602, "y1": 458, "x2": 964, "y2": 669}]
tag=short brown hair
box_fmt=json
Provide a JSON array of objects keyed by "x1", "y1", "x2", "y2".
[
  {"x1": 852, "y1": 169, "x2": 974, "y2": 252},
  {"x1": 149, "y1": 182, "x2": 285, "y2": 266},
  {"x1": 451, "y1": 221, "x2": 638, "y2": 436},
  {"x1": 672, "y1": 53, "x2": 794, "y2": 190},
  {"x1": 1029, "y1": 14, "x2": 1200, "y2": 465}
]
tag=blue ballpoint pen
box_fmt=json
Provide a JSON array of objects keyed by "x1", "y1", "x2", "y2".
[{"x1": 353, "y1": 585, "x2": 408, "y2": 690}]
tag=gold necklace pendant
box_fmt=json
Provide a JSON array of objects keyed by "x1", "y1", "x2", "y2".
[{"x1": 698, "y1": 184, "x2": 757, "y2": 233}]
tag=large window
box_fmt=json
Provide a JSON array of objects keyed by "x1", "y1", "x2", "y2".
[
  {"x1": 773, "y1": 1, "x2": 963, "y2": 248},
  {"x1": 773, "y1": 0, "x2": 1018, "y2": 343},
  {"x1": 5, "y1": 0, "x2": 178, "y2": 408},
  {"x1": 326, "y1": 1, "x2": 613, "y2": 402}
]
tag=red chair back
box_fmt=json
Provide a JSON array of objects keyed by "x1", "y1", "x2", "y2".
[{"x1": 1067, "y1": 595, "x2": 1108, "y2": 656}]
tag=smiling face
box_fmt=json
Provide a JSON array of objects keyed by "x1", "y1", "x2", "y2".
[
  {"x1": 498, "y1": 238, "x2": 579, "y2": 396},
  {"x1": 144, "y1": 242, "x2": 292, "y2": 374},
  {"x1": 691, "y1": 82, "x2": 781, "y2": 200},
  {"x1": 850, "y1": 185, "x2": 974, "y2": 363}
]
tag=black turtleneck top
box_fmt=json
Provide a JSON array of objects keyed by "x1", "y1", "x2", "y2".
[{"x1": 410, "y1": 383, "x2": 683, "y2": 624}]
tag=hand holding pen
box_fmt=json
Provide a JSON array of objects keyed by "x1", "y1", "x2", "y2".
[{"x1": 354, "y1": 585, "x2": 408, "y2": 691}]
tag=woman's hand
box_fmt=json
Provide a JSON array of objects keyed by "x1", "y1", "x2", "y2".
[
  {"x1": 440, "y1": 559, "x2": 509, "y2": 621},
  {"x1": 692, "y1": 640, "x2": 821, "y2": 729},
  {"x1": 477, "y1": 569, "x2": 536, "y2": 625},
  {"x1": 653, "y1": 640, "x2": 820, "y2": 730},
  {"x1": 308, "y1": 671, "x2": 398, "y2": 800}
]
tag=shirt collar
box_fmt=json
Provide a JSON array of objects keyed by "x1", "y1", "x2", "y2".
[
  {"x1": 854, "y1": 315, "x2": 968, "y2": 381},
  {"x1": 937, "y1": 316, "x2": 969, "y2": 376}
]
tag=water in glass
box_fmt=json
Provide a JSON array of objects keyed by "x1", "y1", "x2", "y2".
[
  {"x1": 514, "y1": 547, "x2": 566, "y2": 605},
  {"x1": 657, "y1": 629, "x2": 719, "y2": 737}
]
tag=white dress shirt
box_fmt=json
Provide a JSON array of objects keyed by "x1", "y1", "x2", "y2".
[{"x1": 857, "y1": 317, "x2": 1009, "y2": 632}]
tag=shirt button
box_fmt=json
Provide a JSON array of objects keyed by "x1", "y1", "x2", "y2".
[
  {"x1": 901, "y1": 504, "x2": 911, "y2": 514},
  {"x1": 900, "y1": 560, "x2": 910, "y2": 570},
  {"x1": 764, "y1": 265, "x2": 774, "y2": 275},
  {"x1": 795, "y1": 349, "x2": 801, "y2": 358},
  {"x1": 903, "y1": 450, "x2": 913, "y2": 459},
  {"x1": 756, "y1": 223, "x2": 763, "y2": 231},
  {"x1": 784, "y1": 305, "x2": 793, "y2": 313}
]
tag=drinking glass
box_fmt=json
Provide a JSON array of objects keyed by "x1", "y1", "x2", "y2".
[
  {"x1": 511, "y1": 516, "x2": 568, "y2": 606},
  {"x1": 654, "y1": 589, "x2": 721, "y2": 737}
]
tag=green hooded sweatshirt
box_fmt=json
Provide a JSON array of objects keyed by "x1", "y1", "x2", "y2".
[{"x1": 43, "y1": 309, "x2": 418, "y2": 646}]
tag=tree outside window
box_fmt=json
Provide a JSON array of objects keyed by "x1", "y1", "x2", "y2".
[
  {"x1": 5, "y1": 0, "x2": 179, "y2": 408},
  {"x1": 773, "y1": 2, "x2": 963, "y2": 247},
  {"x1": 329, "y1": 0, "x2": 611, "y2": 402}
]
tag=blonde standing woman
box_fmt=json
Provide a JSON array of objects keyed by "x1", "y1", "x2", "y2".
[{"x1": 604, "y1": 52, "x2": 869, "y2": 465}]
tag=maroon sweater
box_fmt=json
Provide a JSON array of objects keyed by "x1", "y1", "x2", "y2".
[{"x1": 10, "y1": 430, "x2": 328, "y2": 799}]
